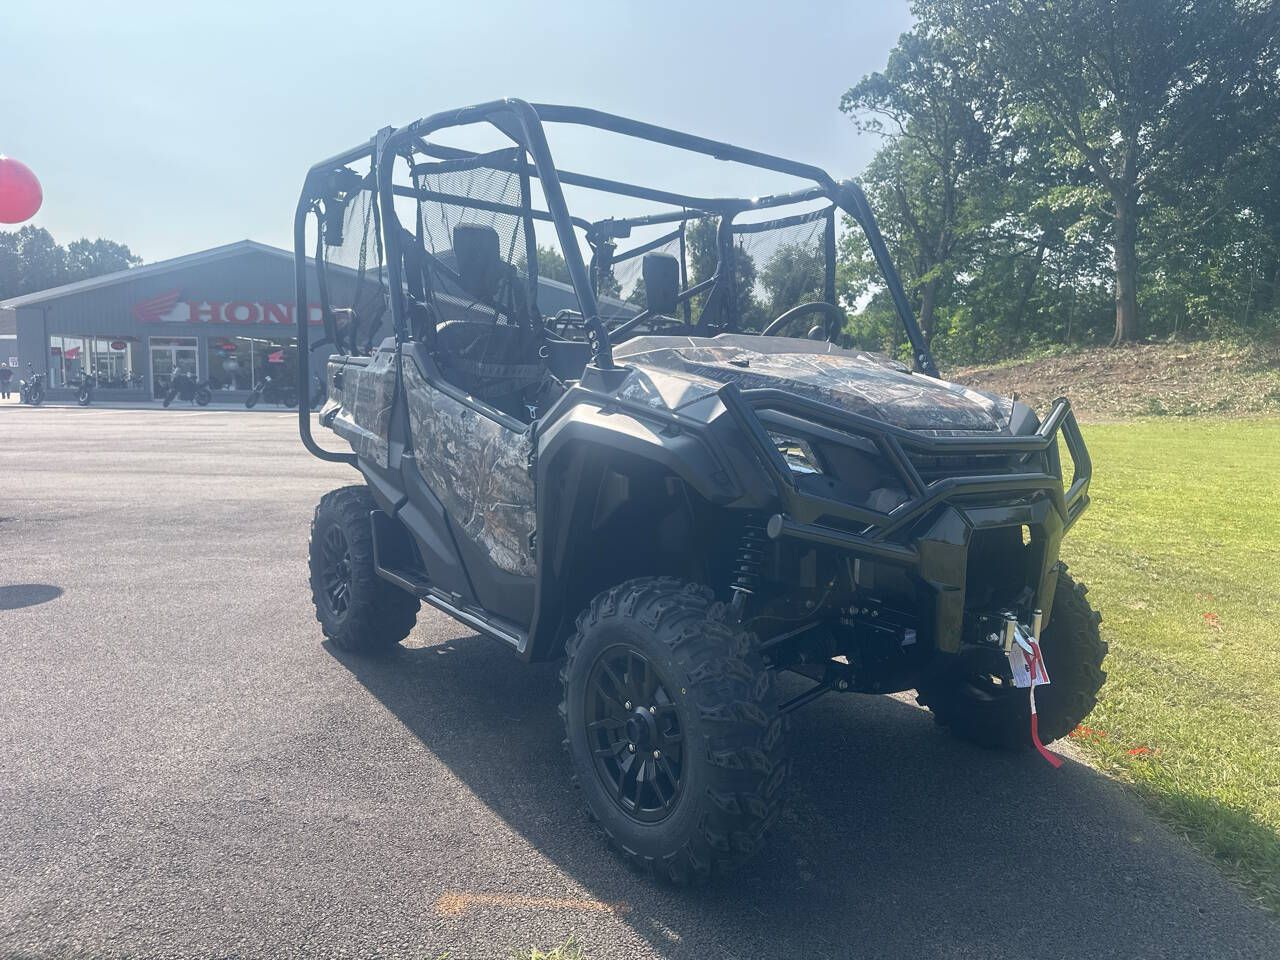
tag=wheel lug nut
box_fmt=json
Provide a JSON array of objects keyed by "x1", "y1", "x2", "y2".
[
  {"x1": 627, "y1": 744, "x2": 635, "y2": 753},
  {"x1": 648, "y1": 705, "x2": 656, "y2": 715},
  {"x1": 624, "y1": 701, "x2": 632, "y2": 710},
  {"x1": 653, "y1": 750, "x2": 661, "y2": 759}
]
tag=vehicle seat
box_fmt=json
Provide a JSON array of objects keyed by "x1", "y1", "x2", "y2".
[{"x1": 436, "y1": 223, "x2": 546, "y2": 416}]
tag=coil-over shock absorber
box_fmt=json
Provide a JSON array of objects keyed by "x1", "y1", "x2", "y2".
[{"x1": 730, "y1": 515, "x2": 769, "y2": 615}]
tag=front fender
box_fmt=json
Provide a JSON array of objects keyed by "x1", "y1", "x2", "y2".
[{"x1": 523, "y1": 392, "x2": 774, "y2": 661}]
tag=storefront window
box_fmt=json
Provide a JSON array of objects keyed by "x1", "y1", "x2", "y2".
[
  {"x1": 207, "y1": 337, "x2": 252, "y2": 391},
  {"x1": 206, "y1": 336, "x2": 297, "y2": 393},
  {"x1": 49, "y1": 336, "x2": 144, "y2": 389},
  {"x1": 49, "y1": 336, "x2": 84, "y2": 387}
]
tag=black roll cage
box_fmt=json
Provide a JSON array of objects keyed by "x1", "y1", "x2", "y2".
[{"x1": 293, "y1": 99, "x2": 939, "y2": 464}]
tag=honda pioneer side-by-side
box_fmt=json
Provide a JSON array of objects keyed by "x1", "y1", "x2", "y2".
[{"x1": 293, "y1": 101, "x2": 1106, "y2": 884}]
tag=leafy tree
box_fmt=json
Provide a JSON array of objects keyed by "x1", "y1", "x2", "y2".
[
  {"x1": 0, "y1": 226, "x2": 141, "y2": 300},
  {"x1": 919, "y1": 0, "x2": 1280, "y2": 343},
  {"x1": 841, "y1": 24, "x2": 1004, "y2": 345},
  {"x1": 533, "y1": 244, "x2": 571, "y2": 285},
  {"x1": 681, "y1": 217, "x2": 720, "y2": 323},
  {"x1": 64, "y1": 238, "x2": 141, "y2": 283},
  {"x1": 685, "y1": 217, "x2": 719, "y2": 287},
  {"x1": 596, "y1": 263, "x2": 622, "y2": 300},
  {"x1": 626, "y1": 275, "x2": 647, "y2": 307},
  {"x1": 757, "y1": 242, "x2": 827, "y2": 319}
]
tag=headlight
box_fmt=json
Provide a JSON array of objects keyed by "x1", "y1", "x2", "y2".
[{"x1": 769, "y1": 432, "x2": 822, "y2": 475}]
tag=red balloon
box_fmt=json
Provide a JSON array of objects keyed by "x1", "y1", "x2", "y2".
[{"x1": 0, "y1": 157, "x2": 43, "y2": 224}]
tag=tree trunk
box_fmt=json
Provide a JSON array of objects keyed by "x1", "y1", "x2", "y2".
[
  {"x1": 1011, "y1": 238, "x2": 1049, "y2": 333},
  {"x1": 918, "y1": 276, "x2": 941, "y2": 345},
  {"x1": 1112, "y1": 189, "x2": 1140, "y2": 343},
  {"x1": 1261, "y1": 255, "x2": 1279, "y2": 314}
]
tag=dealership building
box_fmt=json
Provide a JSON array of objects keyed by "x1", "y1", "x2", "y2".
[{"x1": 1, "y1": 239, "x2": 594, "y2": 403}]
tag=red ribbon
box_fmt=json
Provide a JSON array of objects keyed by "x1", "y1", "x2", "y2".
[{"x1": 1026, "y1": 640, "x2": 1063, "y2": 769}]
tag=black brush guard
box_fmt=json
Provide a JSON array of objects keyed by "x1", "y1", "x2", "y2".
[{"x1": 719, "y1": 383, "x2": 1092, "y2": 652}]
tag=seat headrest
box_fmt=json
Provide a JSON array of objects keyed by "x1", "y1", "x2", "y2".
[
  {"x1": 642, "y1": 252, "x2": 680, "y2": 316},
  {"x1": 453, "y1": 223, "x2": 502, "y2": 301}
]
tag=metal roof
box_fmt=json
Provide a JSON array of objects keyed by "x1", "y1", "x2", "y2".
[
  {"x1": 0, "y1": 240, "x2": 294, "y2": 309},
  {"x1": 0, "y1": 237, "x2": 636, "y2": 316}
]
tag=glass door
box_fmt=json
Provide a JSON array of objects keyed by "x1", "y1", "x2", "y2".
[{"x1": 148, "y1": 337, "x2": 199, "y2": 398}]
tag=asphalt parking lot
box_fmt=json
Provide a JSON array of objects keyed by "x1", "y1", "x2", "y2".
[{"x1": 2, "y1": 404, "x2": 1278, "y2": 959}]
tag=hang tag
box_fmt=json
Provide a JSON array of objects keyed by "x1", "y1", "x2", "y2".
[{"x1": 1006, "y1": 635, "x2": 1051, "y2": 689}]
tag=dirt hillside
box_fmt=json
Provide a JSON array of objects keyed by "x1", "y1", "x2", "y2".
[{"x1": 951, "y1": 340, "x2": 1280, "y2": 421}]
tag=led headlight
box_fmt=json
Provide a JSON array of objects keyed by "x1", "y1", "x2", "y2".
[{"x1": 769, "y1": 432, "x2": 822, "y2": 475}]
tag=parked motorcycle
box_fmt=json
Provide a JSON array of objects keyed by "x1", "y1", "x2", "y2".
[
  {"x1": 162, "y1": 371, "x2": 212, "y2": 408},
  {"x1": 244, "y1": 374, "x2": 297, "y2": 409},
  {"x1": 72, "y1": 370, "x2": 98, "y2": 406},
  {"x1": 18, "y1": 363, "x2": 45, "y2": 406}
]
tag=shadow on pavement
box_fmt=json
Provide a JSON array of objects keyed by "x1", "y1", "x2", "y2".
[
  {"x1": 0, "y1": 583, "x2": 63, "y2": 610},
  {"x1": 330, "y1": 631, "x2": 1279, "y2": 959}
]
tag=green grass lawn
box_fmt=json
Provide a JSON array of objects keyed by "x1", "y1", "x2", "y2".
[{"x1": 1060, "y1": 417, "x2": 1280, "y2": 912}]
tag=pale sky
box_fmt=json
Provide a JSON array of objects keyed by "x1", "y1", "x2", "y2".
[{"x1": 2, "y1": 1, "x2": 912, "y2": 263}]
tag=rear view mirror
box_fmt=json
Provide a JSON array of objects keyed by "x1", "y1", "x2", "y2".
[{"x1": 642, "y1": 253, "x2": 680, "y2": 316}]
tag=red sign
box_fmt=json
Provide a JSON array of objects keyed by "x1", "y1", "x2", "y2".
[
  {"x1": 110, "y1": 340, "x2": 127, "y2": 351},
  {"x1": 267, "y1": 350, "x2": 285, "y2": 364},
  {"x1": 133, "y1": 289, "x2": 324, "y2": 326}
]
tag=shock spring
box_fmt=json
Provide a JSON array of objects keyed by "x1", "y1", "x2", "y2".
[{"x1": 730, "y1": 516, "x2": 769, "y2": 614}]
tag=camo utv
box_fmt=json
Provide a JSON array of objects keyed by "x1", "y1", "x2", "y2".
[{"x1": 293, "y1": 101, "x2": 1106, "y2": 884}]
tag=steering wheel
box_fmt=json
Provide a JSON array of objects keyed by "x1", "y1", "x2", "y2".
[{"x1": 762, "y1": 301, "x2": 845, "y2": 342}]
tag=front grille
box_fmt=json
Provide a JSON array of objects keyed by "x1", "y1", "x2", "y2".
[{"x1": 907, "y1": 450, "x2": 1034, "y2": 484}]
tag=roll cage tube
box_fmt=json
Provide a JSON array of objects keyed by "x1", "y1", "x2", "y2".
[
  {"x1": 378, "y1": 99, "x2": 615, "y2": 368},
  {"x1": 293, "y1": 139, "x2": 377, "y2": 468},
  {"x1": 835, "y1": 181, "x2": 939, "y2": 378},
  {"x1": 293, "y1": 101, "x2": 943, "y2": 453}
]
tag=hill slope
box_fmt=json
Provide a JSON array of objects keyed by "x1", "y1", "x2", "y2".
[{"x1": 952, "y1": 341, "x2": 1280, "y2": 421}]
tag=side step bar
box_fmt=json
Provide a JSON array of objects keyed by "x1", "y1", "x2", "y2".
[{"x1": 370, "y1": 510, "x2": 527, "y2": 653}]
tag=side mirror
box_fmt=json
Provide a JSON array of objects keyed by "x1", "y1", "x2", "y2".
[{"x1": 642, "y1": 253, "x2": 680, "y2": 316}]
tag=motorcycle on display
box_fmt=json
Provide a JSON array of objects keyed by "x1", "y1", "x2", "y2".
[
  {"x1": 19, "y1": 363, "x2": 45, "y2": 406},
  {"x1": 114, "y1": 371, "x2": 146, "y2": 391},
  {"x1": 73, "y1": 370, "x2": 98, "y2": 406},
  {"x1": 162, "y1": 370, "x2": 212, "y2": 408},
  {"x1": 244, "y1": 374, "x2": 298, "y2": 409}
]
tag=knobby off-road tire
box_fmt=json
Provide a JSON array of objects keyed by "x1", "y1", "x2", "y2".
[
  {"x1": 920, "y1": 565, "x2": 1107, "y2": 750},
  {"x1": 309, "y1": 485, "x2": 419, "y2": 656},
  {"x1": 560, "y1": 577, "x2": 789, "y2": 885}
]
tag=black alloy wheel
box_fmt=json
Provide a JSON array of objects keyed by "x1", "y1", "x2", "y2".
[
  {"x1": 560, "y1": 577, "x2": 789, "y2": 884},
  {"x1": 320, "y1": 524, "x2": 352, "y2": 618},
  {"x1": 585, "y1": 645, "x2": 685, "y2": 823},
  {"x1": 307, "y1": 485, "x2": 419, "y2": 655}
]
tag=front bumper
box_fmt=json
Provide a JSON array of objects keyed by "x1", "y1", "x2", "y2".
[{"x1": 720, "y1": 383, "x2": 1092, "y2": 652}]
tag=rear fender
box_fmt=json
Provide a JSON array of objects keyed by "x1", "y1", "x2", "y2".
[{"x1": 323, "y1": 342, "x2": 396, "y2": 467}]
